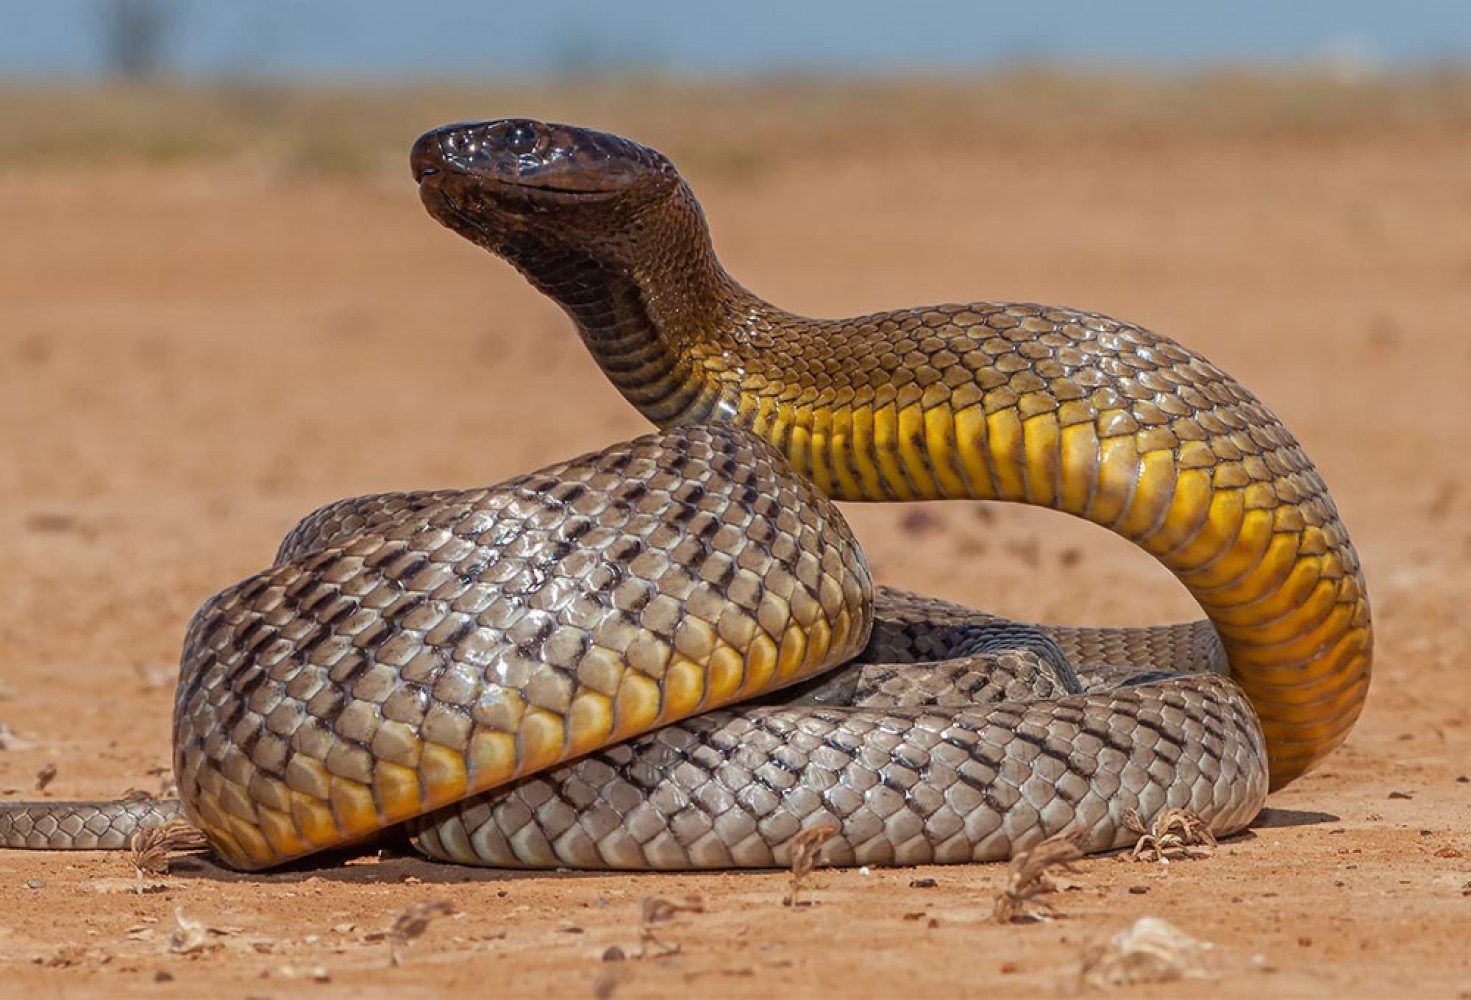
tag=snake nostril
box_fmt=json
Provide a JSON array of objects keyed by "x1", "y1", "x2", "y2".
[{"x1": 409, "y1": 130, "x2": 447, "y2": 182}]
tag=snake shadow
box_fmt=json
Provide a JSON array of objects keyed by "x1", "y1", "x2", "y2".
[
  {"x1": 165, "y1": 831, "x2": 651, "y2": 885},
  {"x1": 1216, "y1": 806, "x2": 1339, "y2": 848},
  {"x1": 1250, "y1": 806, "x2": 1339, "y2": 830}
]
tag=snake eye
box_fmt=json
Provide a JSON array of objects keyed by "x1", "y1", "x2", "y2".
[{"x1": 505, "y1": 122, "x2": 538, "y2": 156}]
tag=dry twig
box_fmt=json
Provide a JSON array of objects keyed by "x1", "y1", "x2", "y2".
[
  {"x1": 784, "y1": 820, "x2": 840, "y2": 907},
  {"x1": 637, "y1": 895, "x2": 705, "y2": 958},
  {"x1": 1124, "y1": 808, "x2": 1217, "y2": 863},
  {"x1": 992, "y1": 829, "x2": 1087, "y2": 923}
]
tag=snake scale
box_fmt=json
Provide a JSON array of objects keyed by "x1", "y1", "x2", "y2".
[{"x1": 0, "y1": 119, "x2": 1371, "y2": 871}]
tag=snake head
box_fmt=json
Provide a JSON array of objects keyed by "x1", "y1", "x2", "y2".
[{"x1": 411, "y1": 118, "x2": 685, "y2": 258}]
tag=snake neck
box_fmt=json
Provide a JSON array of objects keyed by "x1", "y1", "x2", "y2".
[{"x1": 492, "y1": 187, "x2": 771, "y2": 427}]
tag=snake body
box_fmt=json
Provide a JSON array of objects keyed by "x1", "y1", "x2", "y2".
[{"x1": 0, "y1": 119, "x2": 1370, "y2": 870}]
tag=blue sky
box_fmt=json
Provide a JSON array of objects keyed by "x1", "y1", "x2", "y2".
[{"x1": 5, "y1": 0, "x2": 1469, "y2": 78}]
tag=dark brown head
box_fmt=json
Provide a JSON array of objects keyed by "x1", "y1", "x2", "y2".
[
  {"x1": 410, "y1": 119, "x2": 743, "y2": 412},
  {"x1": 411, "y1": 119, "x2": 705, "y2": 279}
]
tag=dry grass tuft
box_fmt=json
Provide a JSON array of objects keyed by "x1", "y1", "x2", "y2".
[
  {"x1": 1124, "y1": 808, "x2": 1217, "y2": 863},
  {"x1": 131, "y1": 819, "x2": 208, "y2": 876},
  {"x1": 993, "y1": 829, "x2": 1087, "y2": 923}
]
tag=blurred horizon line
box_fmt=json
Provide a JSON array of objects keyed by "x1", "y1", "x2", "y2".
[
  {"x1": 9, "y1": 1, "x2": 1471, "y2": 85},
  {"x1": 7, "y1": 58, "x2": 1471, "y2": 89}
]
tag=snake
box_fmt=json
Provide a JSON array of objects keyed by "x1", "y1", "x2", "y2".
[{"x1": 0, "y1": 119, "x2": 1371, "y2": 871}]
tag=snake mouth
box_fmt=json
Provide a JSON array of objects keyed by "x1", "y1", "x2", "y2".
[
  {"x1": 419, "y1": 170, "x2": 624, "y2": 221},
  {"x1": 481, "y1": 174, "x2": 623, "y2": 202},
  {"x1": 415, "y1": 155, "x2": 625, "y2": 211}
]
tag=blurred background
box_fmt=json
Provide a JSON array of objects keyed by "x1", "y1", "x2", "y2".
[
  {"x1": 2, "y1": 0, "x2": 1468, "y2": 657},
  {"x1": 4, "y1": 1, "x2": 1471, "y2": 172}
]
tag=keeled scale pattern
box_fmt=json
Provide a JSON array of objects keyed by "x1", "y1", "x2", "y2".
[
  {"x1": 862, "y1": 585, "x2": 1229, "y2": 678},
  {"x1": 172, "y1": 425, "x2": 871, "y2": 869},
  {"x1": 0, "y1": 798, "x2": 184, "y2": 850},
  {"x1": 699, "y1": 302, "x2": 1370, "y2": 787},
  {"x1": 416, "y1": 120, "x2": 1370, "y2": 789},
  {"x1": 412, "y1": 661, "x2": 1265, "y2": 869}
]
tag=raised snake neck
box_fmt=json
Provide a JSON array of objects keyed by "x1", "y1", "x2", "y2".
[{"x1": 412, "y1": 119, "x2": 1372, "y2": 789}]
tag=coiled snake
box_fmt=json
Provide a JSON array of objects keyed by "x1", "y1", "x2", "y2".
[{"x1": 0, "y1": 119, "x2": 1371, "y2": 871}]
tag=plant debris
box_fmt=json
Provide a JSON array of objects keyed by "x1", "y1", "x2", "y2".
[
  {"x1": 45, "y1": 944, "x2": 88, "y2": 967},
  {"x1": 1079, "y1": 916, "x2": 1215, "y2": 988},
  {"x1": 1124, "y1": 808, "x2": 1217, "y2": 863},
  {"x1": 992, "y1": 829, "x2": 1087, "y2": 923},
  {"x1": 167, "y1": 907, "x2": 230, "y2": 956},
  {"x1": 375, "y1": 899, "x2": 455, "y2": 966},
  {"x1": 784, "y1": 820, "x2": 840, "y2": 907},
  {"x1": 34, "y1": 763, "x2": 57, "y2": 792},
  {"x1": 131, "y1": 819, "x2": 208, "y2": 876},
  {"x1": 637, "y1": 895, "x2": 705, "y2": 958},
  {"x1": 593, "y1": 962, "x2": 634, "y2": 999},
  {"x1": 274, "y1": 964, "x2": 331, "y2": 982},
  {"x1": 0, "y1": 719, "x2": 29, "y2": 750}
]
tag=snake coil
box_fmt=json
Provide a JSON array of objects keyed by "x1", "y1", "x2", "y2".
[{"x1": 0, "y1": 119, "x2": 1370, "y2": 870}]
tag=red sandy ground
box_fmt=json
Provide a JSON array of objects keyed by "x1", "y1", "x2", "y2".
[{"x1": 0, "y1": 87, "x2": 1468, "y2": 997}]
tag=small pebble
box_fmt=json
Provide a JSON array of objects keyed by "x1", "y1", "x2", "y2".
[{"x1": 25, "y1": 879, "x2": 44, "y2": 890}]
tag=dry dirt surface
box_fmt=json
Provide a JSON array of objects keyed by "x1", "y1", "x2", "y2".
[{"x1": 1, "y1": 81, "x2": 1469, "y2": 998}]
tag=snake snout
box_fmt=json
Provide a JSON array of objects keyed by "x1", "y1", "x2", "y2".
[
  {"x1": 410, "y1": 122, "x2": 505, "y2": 184},
  {"x1": 410, "y1": 131, "x2": 444, "y2": 183},
  {"x1": 411, "y1": 120, "x2": 536, "y2": 185}
]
